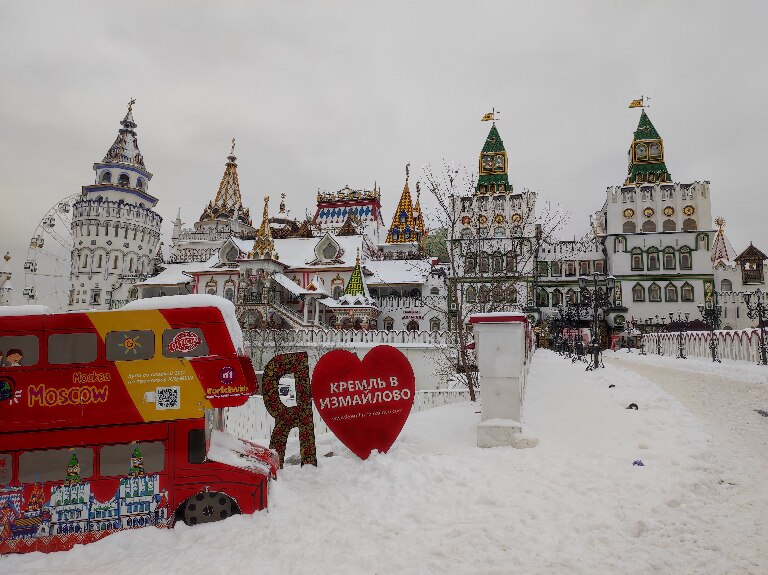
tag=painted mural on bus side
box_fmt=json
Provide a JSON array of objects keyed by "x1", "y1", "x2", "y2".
[{"x1": 0, "y1": 447, "x2": 169, "y2": 554}]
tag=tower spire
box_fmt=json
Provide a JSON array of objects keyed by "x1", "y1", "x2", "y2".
[
  {"x1": 344, "y1": 248, "x2": 368, "y2": 297},
  {"x1": 199, "y1": 140, "x2": 252, "y2": 226},
  {"x1": 386, "y1": 164, "x2": 417, "y2": 244},
  {"x1": 711, "y1": 217, "x2": 735, "y2": 266},
  {"x1": 249, "y1": 196, "x2": 275, "y2": 259},
  {"x1": 476, "y1": 122, "x2": 511, "y2": 194},
  {"x1": 102, "y1": 100, "x2": 145, "y2": 169},
  {"x1": 625, "y1": 110, "x2": 671, "y2": 185}
]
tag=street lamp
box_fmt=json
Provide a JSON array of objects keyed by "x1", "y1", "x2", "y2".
[
  {"x1": 697, "y1": 291, "x2": 723, "y2": 363},
  {"x1": 579, "y1": 273, "x2": 616, "y2": 371},
  {"x1": 743, "y1": 288, "x2": 768, "y2": 366},
  {"x1": 669, "y1": 310, "x2": 690, "y2": 359},
  {"x1": 645, "y1": 315, "x2": 666, "y2": 355},
  {"x1": 566, "y1": 289, "x2": 590, "y2": 363}
]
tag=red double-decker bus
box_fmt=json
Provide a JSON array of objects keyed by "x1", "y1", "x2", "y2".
[{"x1": 0, "y1": 295, "x2": 277, "y2": 554}]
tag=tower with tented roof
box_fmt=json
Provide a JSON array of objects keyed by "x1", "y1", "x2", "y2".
[
  {"x1": 69, "y1": 100, "x2": 163, "y2": 310},
  {"x1": 169, "y1": 140, "x2": 256, "y2": 264}
]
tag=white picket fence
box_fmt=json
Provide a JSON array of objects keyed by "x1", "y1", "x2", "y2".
[
  {"x1": 224, "y1": 389, "x2": 474, "y2": 444},
  {"x1": 641, "y1": 328, "x2": 767, "y2": 363}
]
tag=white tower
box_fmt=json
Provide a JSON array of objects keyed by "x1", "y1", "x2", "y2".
[
  {"x1": 0, "y1": 252, "x2": 13, "y2": 306},
  {"x1": 69, "y1": 101, "x2": 163, "y2": 310}
]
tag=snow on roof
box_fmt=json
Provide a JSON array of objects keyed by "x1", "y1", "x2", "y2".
[
  {"x1": 0, "y1": 305, "x2": 53, "y2": 317},
  {"x1": 272, "y1": 273, "x2": 315, "y2": 296},
  {"x1": 137, "y1": 255, "x2": 220, "y2": 286},
  {"x1": 365, "y1": 259, "x2": 431, "y2": 285},
  {"x1": 232, "y1": 235, "x2": 364, "y2": 269},
  {"x1": 122, "y1": 294, "x2": 243, "y2": 351}
]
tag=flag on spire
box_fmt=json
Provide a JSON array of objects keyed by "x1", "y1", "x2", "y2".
[
  {"x1": 481, "y1": 112, "x2": 494, "y2": 121},
  {"x1": 629, "y1": 98, "x2": 644, "y2": 108}
]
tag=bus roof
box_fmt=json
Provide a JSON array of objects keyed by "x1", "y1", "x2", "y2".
[
  {"x1": 0, "y1": 305, "x2": 53, "y2": 317},
  {"x1": 122, "y1": 295, "x2": 243, "y2": 352}
]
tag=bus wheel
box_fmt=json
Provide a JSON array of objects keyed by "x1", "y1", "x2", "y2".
[{"x1": 182, "y1": 492, "x2": 239, "y2": 526}]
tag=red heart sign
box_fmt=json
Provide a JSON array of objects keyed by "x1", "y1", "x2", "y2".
[{"x1": 312, "y1": 345, "x2": 415, "y2": 460}]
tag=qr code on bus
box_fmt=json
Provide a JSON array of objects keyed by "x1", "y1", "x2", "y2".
[{"x1": 156, "y1": 386, "x2": 181, "y2": 410}]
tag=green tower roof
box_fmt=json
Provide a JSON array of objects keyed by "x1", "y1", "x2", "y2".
[
  {"x1": 344, "y1": 256, "x2": 365, "y2": 296},
  {"x1": 481, "y1": 124, "x2": 506, "y2": 153},
  {"x1": 477, "y1": 123, "x2": 511, "y2": 192},
  {"x1": 626, "y1": 111, "x2": 671, "y2": 185},
  {"x1": 633, "y1": 110, "x2": 661, "y2": 140}
]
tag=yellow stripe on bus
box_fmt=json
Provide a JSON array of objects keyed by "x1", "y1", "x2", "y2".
[{"x1": 86, "y1": 309, "x2": 213, "y2": 421}]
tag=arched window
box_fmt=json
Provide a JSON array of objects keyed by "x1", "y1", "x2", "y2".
[
  {"x1": 494, "y1": 227, "x2": 505, "y2": 238},
  {"x1": 399, "y1": 210, "x2": 408, "y2": 224},
  {"x1": 682, "y1": 218, "x2": 697, "y2": 231},
  {"x1": 460, "y1": 228, "x2": 472, "y2": 239},
  {"x1": 430, "y1": 286, "x2": 439, "y2": 295},
  {"x1": 492, "y1": 252, "x2": 503, "y2": 273},
  {"x1": 465, "y1": 256, "x2": 476, "y2": 273},
  {"x1": 406, "y1": 320, "x2": 419, "y2": 331},
  {"x1": 647, "y1": 248, "x2": 660, "y2": 271},
  {"x1": 663, "y1": 247, "x2": 676, "y2": 270},
  {"x1": 566, "y1": 289, "x2": 577, "y2": 304},
  {"x1": 410, "y1": 288, "x2": 421, "y2": 298},
  {"x1": 479, "y1": 286, "x2": 489, "y2": 303},
  {"x1": 552, "y1": 289, "x2": 562, "y2": 306},
  {"x1": 623, "y1": 221, "x2": 637, "y2": 233},
  {"x1": 721, "y1": 279, "x2": 733, "y2": 292},
  {"x1": 430, "y1": 318, "x2": 441, "y2": 331},
  {"x1": 113, "y1": 255, "x2": 119, "y2": 269},
  {"x1": 506, "y1": 285, "x2": 518, "y2": 303},
  {"x1": 681, "y1": 282, "x2": 694, "y2": 302},
  {"x1": 118, "y1": 173, "x2": 130, "y2": 187},
  {"x1": 505, "y1": 251, "x2": 516, "y2": 272},
  {"x1": 100, "y1": 171, "x2": 112, "y2": 183},
  {"x1": 680, "y1": 247, "x2": 692, "y2": 270},
  {"x1": 663, "y1": 219, "x2": 676, "y2": 231},
  {"x1": 648, "y1": 283, "x2": 661, "y2": 302},
  {"x1": 136, "y1": 178, "x2": 145, "y2": 190},
  {"x1": 465, "y1": 286, "x2": 477, "y2": 303},
  {"x1": 479, "y1": 253, "x2": 489, "y2": 273},
  {"x1": 492, "y1": 286, "x2": 504, "y2": 303},
  {"x1": 632, "y1": 283, "x2": 645, "y2": 301},
  {"x1": 81, "y1": 253, "x2": 89, "y2": 268},
  {"x1": 642, "y1": 220, "x2": 656, "y2": 232},
  {"x1": 665, "y1": 283, "x2": 678, "y2": 302},
  {"x1": 383, "y1": 317, "x2": 394, "y2": 331},
  {"x1": 631, "y1": 248, "x2": 643, "y2": 271},
  {"x1": 536, "y1": 288, "x2": 549, "y2": 307}
]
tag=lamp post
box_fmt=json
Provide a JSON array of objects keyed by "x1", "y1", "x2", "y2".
[
  {"x1": 579, "y1": 273, "x2": 616, "y2": 371},
  {"x1": 697, "y1": 291, "x2": 723, "y2": 363},
  {"x1": 669, "y1": 310, "x2": 690, "y2": 359},
  {"x1": 645, "y1": 315, "x2": 666, "y2": 355},
  {"x1": 743, "y1": 288, "x2": 768, "y2": 366},
  {"x1": 566, "y1": 289, "x2": 590, "y2": 363},
  {"x1": 635, "y1": 319, "x2": 647, "y2": 355}
]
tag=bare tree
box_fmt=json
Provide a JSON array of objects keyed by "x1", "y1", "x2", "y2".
[{"x1": 420, "y1": 162, "x2": 570, "y2": 401}]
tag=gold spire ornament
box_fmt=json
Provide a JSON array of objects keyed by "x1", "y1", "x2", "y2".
[
  {"x1": 249, "y1": 196, "x2": 275, "y2": 259},
  {"x1": 386, "y1": 164, "x2": 418, "y2": 244},
  {"x1": 199, "y1": 139, "x2": 251, "y2": 226}
]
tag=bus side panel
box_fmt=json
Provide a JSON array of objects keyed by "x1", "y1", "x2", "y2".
[
  {"x1": 158, "y1": 308, "x2": 237, "y2": 355},
  {"x1": 0, "y1": 423, "x2": 173, "y2": 555}
]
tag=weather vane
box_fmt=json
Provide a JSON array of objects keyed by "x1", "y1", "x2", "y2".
[
  {"x1": 405, "y1": 163, "x2": 410, "y2": 183},
  {"x1": 481, "y1": 108, "x2": 500, "y2": 122},
  {"x1": 230, "y1": 138, "x2": 236, "y2": 155},
  {"x1": 128, "y1": 98, "x2": 136, "y2": 112}
]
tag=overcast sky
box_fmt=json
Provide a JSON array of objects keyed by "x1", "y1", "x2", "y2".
[{"x1": 2, "y1": 1, "x2": 767, "y2": 304}]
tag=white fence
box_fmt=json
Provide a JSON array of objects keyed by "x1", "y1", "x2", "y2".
[
  {"x1": 224, "y1": 389, "x2": 474, "y2": 444},
  {"x1": 641, "y1": 328, "x2": 766, "y2": 363},
  {"x1": 244, "y1": 327, "x2": 452, "y2": 347}
]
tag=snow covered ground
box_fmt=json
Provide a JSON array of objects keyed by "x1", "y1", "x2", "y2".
[{"x1": 4, "y1": 350, "x2": 767, "y2": 574}]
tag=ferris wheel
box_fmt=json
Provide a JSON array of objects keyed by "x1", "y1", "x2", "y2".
[{"x1": 23, "y1": 194, "x2": 79, "y2": 311}]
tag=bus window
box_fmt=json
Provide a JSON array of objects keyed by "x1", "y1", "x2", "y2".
[
  {"x1": 100, "y1": 442, "x2": 165, "y2": 476},
  {"x1": 188, "y1": 429, "x2": 206, "y2": 464},
  {"x1": 0, "y1": 335, "x2": 39, "y2": 367},
  {"x1": 47, "y1": 333, "x2": 98, "y2": 365},
  {"x1": 105, "y1": 330, "x2": 155, "y2": 362},
  {"x1": 0, "y1": 454, "x2": 11, "y2": 485},
  {"x1": 19, "y1": 447, "x2": 94, "y2": 484},
  {"x1": 162, "y1": 328, "x2": 209, "y2": 359}
]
